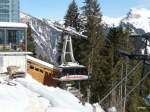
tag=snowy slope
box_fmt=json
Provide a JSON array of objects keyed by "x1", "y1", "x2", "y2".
[
  {"x1": 20, "y1": 12, "x2": 86, "y2": 65},
  {"x1": 103, "y1": 8, "x2": 150, "y2": 34},
  {"x1": 102, "y1": 16, "x2": 123, "y2": 27},
  {"x1": 0, "y1": 74, "x2": 105, "y2": 112},
  {"x1": 0, "y1": 78, "x2": 49, "y2": 112},
  {"x1": 21, "y1": 12, "x2": 62, "y2": 65}
]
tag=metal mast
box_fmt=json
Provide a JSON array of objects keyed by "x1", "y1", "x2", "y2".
[{"x1": 61, "y1": 34, "x2": 76, "y2": 65}]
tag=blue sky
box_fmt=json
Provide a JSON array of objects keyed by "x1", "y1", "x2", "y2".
[{"x1": 20, "y1": 0, "x2": 150, "y2": 20}]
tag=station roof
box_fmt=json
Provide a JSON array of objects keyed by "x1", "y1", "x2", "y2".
[
  {"x1": 0, "y1": 52, "x2": 32, "y2": 56},
  {"x1": 27, "y1": 55, "x2": 58, "y2": 70},
  {"x1": 0, "y1": 22, "x2": 27, "y2": 28}
]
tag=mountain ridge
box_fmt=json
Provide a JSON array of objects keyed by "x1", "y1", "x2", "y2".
[
  {"x1": 103, "y1": 8, "x2": 150, "y2": 33},
  {"x1": 20, "y1": 8, "x2": 150, "y2": 64}
]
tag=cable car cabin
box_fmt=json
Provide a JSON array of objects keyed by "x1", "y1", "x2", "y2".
[
  {"x1": 59, "y1": 63, "x2": 88, "y2": 81},
  {"x1": 27, "y1": 56, "x2": 60, "y2": 87}
]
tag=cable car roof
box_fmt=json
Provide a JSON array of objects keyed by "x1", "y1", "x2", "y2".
[{"x1": 59, "y1": 62, "x2": 85, "y2": 68}]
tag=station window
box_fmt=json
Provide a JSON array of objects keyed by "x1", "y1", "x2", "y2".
[
  {"x1": 7, "y1": 30, "x2": 25, "y2": 51},
  {"x1": 0, "y1": 30, "x2": 4, "y2": 45},
  {"x1": 40, "y1": 69, "x2": 43, "y2": 73},
  {"x1": 35, "y1": 68, "x2": 39, "y2": 71},
  {"x1": 0, "y1": 28, "x2": 26, "y2": 51},
  {"x1": 30, "y1": 65, "x2": 34, "y2": 69}
]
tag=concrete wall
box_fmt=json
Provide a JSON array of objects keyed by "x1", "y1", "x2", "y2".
[{"x1": 0, "y1": 55, "x2": 26, "y2": 73}]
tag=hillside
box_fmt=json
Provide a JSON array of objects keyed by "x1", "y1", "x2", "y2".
[
  {"x1": 20, "y1": 8, "x2": 150, "y2": 66},
  {"x1": 21, "y1": 12, "x2": 62, "y2": 65}
]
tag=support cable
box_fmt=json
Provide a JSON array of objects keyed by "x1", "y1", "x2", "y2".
[
  {"x1": 116, "y1": 70, "x2": 150, "y2": 109},
  {"x1": 99, "y1": 61, "x2": 142, "y2": 104}
]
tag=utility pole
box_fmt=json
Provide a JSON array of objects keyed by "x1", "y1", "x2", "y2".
[
  {"x1": 123, "y1": 57, "x2": 128, "y2": 112},
  {"x1": 120, "y1": 64, "x2": 123, "y2": 112},
  {"x1": 140, "y1": 36, "x2": 148, "y2": 95}
]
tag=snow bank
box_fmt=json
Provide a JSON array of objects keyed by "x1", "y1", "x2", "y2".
[
  {"x1": 107, "y1": 107, "x2": 117, "y2": 112},
  {"x1": 93, "y1": 103, "x2": 105, "y2": 112},
  {"x1": 0, "y1": 81, "x2": 49, "y2": 112},
  {"x1": 16, "y1": 75, "x2": 91, "y2": 112},
  {"x1": 0, "y1": 74, "x2": 105, "y2": 112},
  {"x1": 102, "y1": 16, "x2": 122, "y2": 27}
]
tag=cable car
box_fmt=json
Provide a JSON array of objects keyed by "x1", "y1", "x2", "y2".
[
  {"x1": 58, "y1": 62, "x2": 88, "y2": 81},
  {"x1": 55, "y1": 25, "x2": 89, "y2": 82}
]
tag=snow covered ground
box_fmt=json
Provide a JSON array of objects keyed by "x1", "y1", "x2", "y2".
[{"x1": 0, "y1": 74, "x2": 105, "y2": 112}]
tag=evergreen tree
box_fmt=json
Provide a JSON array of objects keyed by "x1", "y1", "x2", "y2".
[
  {"x1": 81, "y1": 0, "x2": 103, "y2": 64},
  {"x1": 80, "y1": 0, "x2": 105, "y2": 103},
  {"x1": 106, "y1": 26, "x2": 150, "y2": 111},
  {"x1": 127, "y1": 65, "x2": 144, "y2": 112},
  {"x1": 64, "y1": 0, "x2": 80, "y2": 31},
  {"x1": 63, "y1": 0, "x2": 83, "y2": 64},
  {"x1": 101, "y1": 26, "x2": 136, "y2": 109},
  {"x1": 27, "y1": 22, "x2": 36, "y2": 56}
]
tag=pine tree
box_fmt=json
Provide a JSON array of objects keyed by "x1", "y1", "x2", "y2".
[
  {"x1": 27, "y1": 22, "x2": 36, "y2": 56},
  {"x1": 80, "y1": 0, "x2": 105, "y2": 103},
  {"x1": 106, "y1": 26, "x2": 150, "y2": 111},
  {"x1": 81, "y1": 0, "x2": 103, "y2": 64},
  {"x1": 101, "y1": 26, "x2": 137, "y2": 109},
  {"x1": 64, "y1": 0, "x2": 80, "y2": 31},
  {"x1": 63, "y1": 0, "x2": 83, "y2": 64}
]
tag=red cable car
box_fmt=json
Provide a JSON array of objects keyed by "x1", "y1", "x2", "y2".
[{"x1": 58, "y1": 62, "x2": 88, "y2": 81}]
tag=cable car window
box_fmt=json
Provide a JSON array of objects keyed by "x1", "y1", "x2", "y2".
[
  {"x1": 49, "y1": 73, "x2": 52, "y2": 78},
  {"x1": 60, "y1": 67, "x2": 88, "y2": 78},
  {"x1": 80, "y1": 69, "x2": 84, "y2": 75},
  {"x1": 69, "y1": 69, "x2": 72, "y2": 75},
  {"x1": 69, "y1": 70, "x2": 72, "y2": 75}
]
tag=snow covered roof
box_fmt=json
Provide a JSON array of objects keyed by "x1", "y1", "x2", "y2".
[
  {"x1": 0, "y1": 52, "x2": 32, "y2": 56},
  {"x1": 59, "y1": 62, "x2": 85, "y2": 68},
  {"x1": 27, "y1": 55, "x2": 58, "y2": 70},
  {"x1": 0, "y1": 22, "x2": 27, "y2": 28}
]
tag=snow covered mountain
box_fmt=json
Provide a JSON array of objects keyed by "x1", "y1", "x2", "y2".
[
  {"x1": 20, "y1": 12, "x2": 86, "y2": 65},
  {"x1": 20, "y1": 8, "x2": 150, "y2": 65},
  {"x1": 103, "y1": 8, "x2": 150, "y2": 34},
  {"x1": 21, "y1": 12, "x2": 62, "y2": 65}
]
